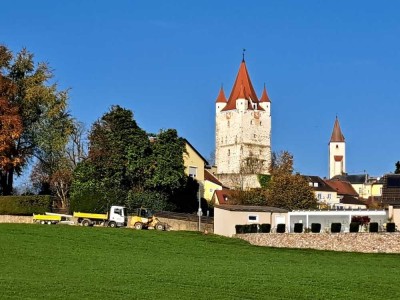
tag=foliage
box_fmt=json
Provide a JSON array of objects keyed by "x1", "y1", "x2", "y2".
[
  {"x1": 351, "y1": 216, "x2": 371, "y2": 225},
  {"x1": 1, "y1": 225, "x2": 400, "y2": 299},
  {"x1": 229, "y1": 188, "x2": 268, "y2": 206},
  {"x1": 0, "y1": 45, "x2": 72, "y2": 195},
  {"x1": 395, "y1": 161, "x2": 400, "y2": 174},
  {"x1": 267, "y1": 151, "x2": 317, "y2": 210},
  {"x1": 258, "y1": 174, "x2": 272, "y2": 188},
  {"x1": 126, "y1": 190, "x2": 169, "y2": 212},
  {"x1": 70, "y1": 106, "x2": 190, "y2": 212},
  {"x1": 0, "y1": 195, "x2": 52, "y2": 215}
]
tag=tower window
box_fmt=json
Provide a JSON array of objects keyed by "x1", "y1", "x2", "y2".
[
  {"x1": 228, "y1": 149, "x2": 230, "y2": 156},
  {"x1": 336, "y1": 145, "x2": 338, "y2": 149}
]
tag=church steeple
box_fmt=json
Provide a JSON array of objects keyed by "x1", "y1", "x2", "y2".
[
  {"x1": 215, "y1": 85, "x2": 227, "y2": 103},
  {"x1": 259, "y1": 84, "x2": 270, "y2": 103},
  {"x1": 330, "y1": 117, "x2": 345, "y2": 143}
]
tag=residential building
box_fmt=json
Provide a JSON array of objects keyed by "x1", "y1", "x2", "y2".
[
  {"x1": 325, "y1": 179, "x2": 366, "y2": 209},
  {"x1": 381, "y1": 174, "x2": 400, "y2": 205},
  {"x1": 302, "y1": 175, "x2": 338, "y2": 207},
  {"x1": 215, "y1": 57, "x2": 271, "y2": 189},
  {"x1": 203, "y1": 170, "x2": 224, "y2": 202}
]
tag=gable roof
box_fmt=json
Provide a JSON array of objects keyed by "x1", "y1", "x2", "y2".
[
  {"x1": 332, "y1": 174, "x2": 367, "y2": 184},
  {"x1": 325, "y1": 179, "x2": 359, "y2": 197},
  {"x1": 330, "y1": 117, "x2": 345, "y2": 143},
  {"x1": 184, "y1": 139, "x2": 208, "y2": 165},
  {"x1": 204, "y1": 170, "x2": 223, "y2": 186},
  {"x1": 222, "y1": 60, "x2": 263, "y2": 111},
  {"x1": 214, "y1": 189, "x2": 232, "y2": 205},
  {"x1": 302, "y1": 175, "x2": 336, "y2": 192},
  {"x1": 340, "y1": 196, "x2": 366, "y2": 206}
]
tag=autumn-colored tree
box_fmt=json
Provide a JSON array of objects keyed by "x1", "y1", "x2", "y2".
[
  {"x1": 395, "y1": 161, "x2": 400, "y2": 175},
  {"x1": 0, "y1": 45, "x2": 72, "y2": 195},
  {"x1": 267, "y1": 151, "x2": 317, "y2": 210}
]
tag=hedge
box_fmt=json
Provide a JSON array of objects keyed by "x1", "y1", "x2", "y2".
[
  {"x1": 311, "y1": 223, "x2": 321, "y2": 233},
  {"x1": 0, "y1": 196, "x2": 53, "y2": 215},
  {"x1": 260, "y1": 223, "x2": 271, "y2": 233},
  {"x1": 369, "y1": 222, "x2": 379, "y2": 233},
  {"x1": 276, "y1": 223, "x2": 286, "y2": 233},
  {"x1": 349, "y1": 222, "x2": 360, "y2": 233},
  {"x1": 386, "y1": 223, "x2": 396, "y2": 233},
  {"x1": 294, "y1": 223, "x2": 303, "y2": 233},
  {"x1": 331, "y1": 223, "x2": 342, "y2": 233}
]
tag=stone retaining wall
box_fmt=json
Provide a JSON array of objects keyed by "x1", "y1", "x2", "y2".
[
  {"x1": 237, "y1": 233, "x2": 400, "y2": 253},
  {"x1": 0, "y1": 215, "x2": 32, "y2": 224}
]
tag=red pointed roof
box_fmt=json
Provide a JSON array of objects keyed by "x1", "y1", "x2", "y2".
[
  {"x1": 215, "y1": 86, "x2": 227, "y2": 103},
  {"x1": 259, "y1": 84, "x2": 271, "y2": 103},
  {"x1": 330, "y1": 117, "x2": 345, "y2": 142},
  {"x1": 222, "y1": 60, "x2": 261, "y2": 111}
]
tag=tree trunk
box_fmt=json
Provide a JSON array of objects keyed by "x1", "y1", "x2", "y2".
[{"x1": 0, "y1": 169, "x2": 14, "y2": 195}]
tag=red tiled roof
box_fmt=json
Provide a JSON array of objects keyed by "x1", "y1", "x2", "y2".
[
  {"x1": 325, "y1": 179, "x2": 358, "y2": 197},
  {"x1": 330, "y1": 117, "x2": 345, "y2": 142},
  {"x1": 215, "y1": 86, "x2": 227, "y2": 103},
  {"x1": 214, "y1": 189, "x2": 232, "y2": 205},
  {"x1": 222, "y1": 60, "x2": 262, "y2": 111},
  {"x1": 204, "y1": 170, "x2": 223, "y2": 186},
  {"x1": 259, "y1": 84, "x2": 271, "y2": 103},
  {"x1": 340, "y1": 196, "x2": 365, "y2": 206}
]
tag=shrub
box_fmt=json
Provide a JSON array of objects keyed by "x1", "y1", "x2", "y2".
[
  {"x1": 386, "y1": 223, "x2": 396, "y2": 233},
  {"x1": 331, "y1": 223, "x2": 341, "y2": 233},
  {"x1": 311, "y1": 223, "x2": 321, "y2": 233},
  {"x1": 235, "y1": 225, "x2": 244, "y2": 234},
  {"x1": 369, "y1": 222, "x2": 379, "y2": 233},
  {"x1": 349, "y1": 222, "x2": 359, "y2": 233},
  {"x1": 0, "y1": 196, "x2": 53, "y2": 215},
  {"x1": 294, "y1": 223, "x2": 303, "y2": 233},
  {"x1": 276, "y1": 223, "x2": 286, "y2": 233},
  {"x1": 250, "y1": 224, "x2": 258, "y2": 233},
  {"x1": 260, "y1": 223, "x2": 271, "y2": 233}
]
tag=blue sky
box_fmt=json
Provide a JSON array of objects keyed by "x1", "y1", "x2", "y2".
[{"x1": 2, "y1": 1, "x2": 400, "y2": 178}]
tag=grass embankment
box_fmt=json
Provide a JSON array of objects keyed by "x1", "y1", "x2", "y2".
[{"x1": 0, "y1": 224, "x2": 399, "y2": 299}]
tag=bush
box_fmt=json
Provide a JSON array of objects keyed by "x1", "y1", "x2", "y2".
[
  {"x1": 250, "y1": 224, "x2": 258, "y2": 233},
  {"x1": 311, "y1": 223, "x2": 321, "y2": 233},
  {"x1": 260, "y1": 223, "x2": 271, "y2": 233},
  {"x1": 331, "y1": 223, "x2": 342, "y2": 233},
  {"x1": 235, "y1": 225, "x2": 244, "y2": 234},
  {"x1": 294, "y1": 223, "x2": 303, "y2": 233},
  {"x1": 369, "y1": 222, "x2": 379, "y2": 233},
  {"x1": 386, "y1": 223, "x2": 396, "y2": 233},
  {"x1": 349, "y1": 222, "x2": 359, "y2": 233},
  {"x1": 0, "y1": 196, "x2": 53, "y2": 215},
  {"x1": 276, "y1": 223, "x2": 286, "y2": 233}
]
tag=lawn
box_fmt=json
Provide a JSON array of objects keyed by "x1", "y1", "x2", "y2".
[{"x1": 0, "y1": 224, "x2": 399, "y2": 299}]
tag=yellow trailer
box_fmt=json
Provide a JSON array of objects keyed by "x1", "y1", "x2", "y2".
[{"x1": 33, "y1": 214, "x2": 61, "y2": 224}]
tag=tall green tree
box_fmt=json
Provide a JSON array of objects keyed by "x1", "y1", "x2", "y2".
[
  {"x1": 395, "y1": 161, "x2": 400, "y2": 174},
  {"x1": 0, "y1": 45, "x2": 71, "y2": 195},
  {"x1": 267, "y1": 151, "x2": 317, "y2": 210}
]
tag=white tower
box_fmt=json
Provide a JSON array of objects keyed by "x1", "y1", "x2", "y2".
[
  {"x1": 215, "y1": 58, "x2": 271, "y2": 189},
  {"x1": 329, "y1": 117, "x2": 346, "y2": 179}
]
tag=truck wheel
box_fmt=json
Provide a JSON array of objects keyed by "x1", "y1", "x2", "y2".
[
  {"x1": 82, "y1": 219, "x2": 90, "y2": 227},
  {"x1": 40, "y1": 221, "x2": 45, "y2": 225},
  {"x1": 155, "y1": 223, "x2": 164, "y2": 231},
  {"x1": 134, "y1": 222, "x2": 143, "y2": 230},
  {"x1": 109, "y1": 221, "x2": 117, "y2": 228}
]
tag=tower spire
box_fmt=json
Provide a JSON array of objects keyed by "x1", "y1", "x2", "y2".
[
  {"x1": 330, "y1": 116, "x2": 345, "y2": 142},
  {"x1": 242, "y1": 48, "x2": 246, "y2": 62}
]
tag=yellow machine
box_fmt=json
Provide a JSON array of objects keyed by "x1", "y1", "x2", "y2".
[{"x1": 130, "y1": 208, "x2": 165, "y2": 230}]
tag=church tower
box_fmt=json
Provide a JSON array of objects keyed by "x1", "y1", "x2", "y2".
[
  {"x1": 215, "y1": 57, "x2": 271, "y2": 189},
  {"x1": 329, "y1": 117, "x2": 346, "y2": 178}
]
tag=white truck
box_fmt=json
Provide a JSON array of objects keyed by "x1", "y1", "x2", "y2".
[{"x1": 33, "y1": 205, "x2": 128, "y2": 228}]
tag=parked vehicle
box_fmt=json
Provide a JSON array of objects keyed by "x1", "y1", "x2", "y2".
[
  {"x1": 130, "y1": 208, "x2": 166, "y2": 230},
  {"x1": 74, "y1": 206, "x2": 128, "y2": 227}
]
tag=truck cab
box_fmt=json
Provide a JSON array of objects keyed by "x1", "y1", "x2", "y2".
[{"x1": 108, "y1": 206, "x2": 128, "y2": 227}]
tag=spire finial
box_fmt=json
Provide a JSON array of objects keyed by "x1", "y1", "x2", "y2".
[{"x1": 242, "y1": 48, "x2": 246, "y2": 62}]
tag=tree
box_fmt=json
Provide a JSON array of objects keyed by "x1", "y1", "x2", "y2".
[
  {"x1": 395, "y1": 161, "x2": 400, "y2": 174},
  {"x1": 267, "y1": 151, "x2": 317, "y2": 210},
  {"x1": 0, "y1": 45, "x2": 71, "y2": 195}
]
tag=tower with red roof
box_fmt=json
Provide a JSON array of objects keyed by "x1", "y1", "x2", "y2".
[
  {"x1": 215, "y1": 57, "x2": 271, "y2": 189},
  {"x1": 329, "y1": 117, "x2": 346, "y2": 178}
]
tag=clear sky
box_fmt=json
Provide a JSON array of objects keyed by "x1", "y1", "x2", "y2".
[{"x1": 2, "y1": 1, "x2": 400, "y2": 178}]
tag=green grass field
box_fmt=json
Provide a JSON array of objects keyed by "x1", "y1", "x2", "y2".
[{"x1": 0, "y1": 224, "x2": 399, "y2": 299}]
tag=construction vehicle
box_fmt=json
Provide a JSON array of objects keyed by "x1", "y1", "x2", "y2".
[
  {"x1": 73, "y1": 205, "x2": 128, "y2": 227},
  {"x1": 130, "y1": 208, "x2": 166, "y2": 230}
]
